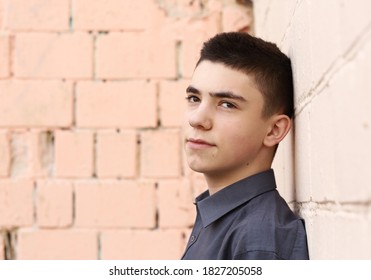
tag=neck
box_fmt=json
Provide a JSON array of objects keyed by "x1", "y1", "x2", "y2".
[
  {"x1": 205, "y1": 165, "x2": 271, "y2": 196},
  {"x1": 205, "y1": 150, "x2": 274, "y2": 196}
]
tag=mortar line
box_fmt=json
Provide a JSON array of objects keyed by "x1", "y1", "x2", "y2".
[
  {"x1": 279, "y1": 0, "x2": 303, "y2": 47},
  {"x1": 295, "y1": 19, "x2": 371, "y2": 116},
  {"x1": 69, "y1": 0, "x2": 74, "y2": 31}
]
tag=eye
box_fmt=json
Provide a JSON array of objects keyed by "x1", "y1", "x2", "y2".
[
  {"x1": 185, "y1": 95, "x2": 200, "y2": 103},
  {"x1": 220, "y1": 101, "x2": 237, "y2": 109}
]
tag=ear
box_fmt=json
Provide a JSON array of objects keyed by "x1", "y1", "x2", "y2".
[{"x1": 263, "y1": 115, "x2": 292, "y2": 147}]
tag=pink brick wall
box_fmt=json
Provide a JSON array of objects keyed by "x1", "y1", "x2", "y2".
[{"x1": 0, "y1": 0, "x2": 253, "y2": 259}]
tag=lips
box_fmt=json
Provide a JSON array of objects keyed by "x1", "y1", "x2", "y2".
[{"x1": 186, "y1": 138, "x2": 216, "y2": 149}]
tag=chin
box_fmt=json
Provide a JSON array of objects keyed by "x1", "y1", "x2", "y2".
[
  {"x1": 187, "y1": 160, "x2": 206, "y2": 173},
  {"x1": 188, "y1": 164, "x2": 204, "y2": 173},
  {"x1": 188, "y1": 162, "x2": 217, "y2": 175}
]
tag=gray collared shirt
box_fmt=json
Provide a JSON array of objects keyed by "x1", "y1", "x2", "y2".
[{"x1": 182, "y1": 169, "x2": 309, "y2": 260}]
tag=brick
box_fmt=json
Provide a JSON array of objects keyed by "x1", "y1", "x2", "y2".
[
  {"x1": 290, "y1": 0, "x2": 314, "y2": 105},
  {"x1": 17, "y1": 229, "x2": 97, "y2": 259},
  {"x1": 76, "y1": 81, "x2": 157, "y2": 128},
  {"x1": 0, "y1": 81, "x2": 73, "y2": 127},
  {"x1": 0, "y1": 131, "x2": 10, "y2": 177},
  {"x1": 0, "y1": 2, "x2": 3, "y2": 29},
  {"x1": 159, "y1": 80, "x2": 189, "y2": 127},
  {"x1": 293, "y1": 105, "x2": 312, "y2": 202},
  {"x1": 339, "y1": 0, "x2": 370, "y2": 53},
  {"x1": 25, "y1": 131, "x2": 46, "y2": 177},
  {"x1": 157, "y1": 0, "x2": 221, "y2": 18},
  {"x1": 253, "y1": 0, "x2": 296, "y2": 45},
  {"x1": 140, "y1": 130, "x2": 181, "y2": 178},
  {"x1": 14, "y1": 33, "x2": 92, "y2": 78},
  {"x1": 10, "y1": 131, "x2": 53, "y2": 178},
  {"x1": 309, "y1": 0, "x2": 342, "y2": 85},
  {"x1": 0, "y1": 233, "x2": 4, "y2": 259},
  {"x1": 96, "y1": 31, "x2": 176, "y2": 79},
  {"x1": 251, "y1": 0, "x2": 271, "y2": 34},
  {"x1": 310, "y1": 87, "x2": 337, "y2": 202},
  {"x1": 9, "y1": 132, "x2": 28, "y2": 178},
  {"x1": 3, "y1": 0, "x2": 69, "y2": 31},
  {"x1": 75, "y1": 180, "x2": 156, "y2": 228},
  {"x1": 101, "y1": 229, "x2": 184, "y2": 260},
  {"x1": 0, "y1": 34, "x2": 10, "y2": 78},
  {"x1": 0, "y1": 180, "x2": 33, "y2": 227},
  {"x1": 54, "y1": 131, "x2": 93, "y2": 178},
  {"x1": 36, "y1": 180, "x2": 73, "y2": 228},
  {"x1": 310, "y1": 210, "x2": 371, "y2": 259},
  {"x1": 74, "y1": 0, "x2": 165, "y2": 31},
  {"x1": 96, "y1": 130, "x2": 137, "y2": 178},
  {"x1": 222, "y1": 5, "x2": 253, "y2": 32},
  {"x1": 329, "y1": 58, "x2": 371, "y2": 202},
  {"x1": 178, "y1": 15, "x2": 220, "y2": 78},
  {"x1": 157, "y1": 179, "x2": 195, "y2": 228}
]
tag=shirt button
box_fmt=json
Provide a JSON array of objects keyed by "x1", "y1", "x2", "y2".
[{"x1": 190, "y1": 235, "x2": 196, "y2": 242}]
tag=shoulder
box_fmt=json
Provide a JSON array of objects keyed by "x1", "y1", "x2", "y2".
[{"x1": 227, "y1": 190, "x2": 308, "y2": 259}]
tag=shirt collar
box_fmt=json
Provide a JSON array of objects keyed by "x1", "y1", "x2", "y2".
[{"x1": 195, "y1": 169, "x2": 277, "y2": 228}]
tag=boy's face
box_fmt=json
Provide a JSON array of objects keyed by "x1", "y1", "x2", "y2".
[{"x1": 184, "y1": 60, "x2": 274, "y2": 184}]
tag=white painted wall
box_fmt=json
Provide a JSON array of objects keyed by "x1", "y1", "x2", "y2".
[{"x1": 255, "y1": 0, "x2": 371, "y2": 259}]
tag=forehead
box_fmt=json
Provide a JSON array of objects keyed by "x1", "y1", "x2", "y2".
[{"x1": 191, "y1": 60, "x2": 261, "y2": 100}]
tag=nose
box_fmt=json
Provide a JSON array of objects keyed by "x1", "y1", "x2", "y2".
[{"x1": 188, "y1": 102, "x2": 213, "y2": 130}]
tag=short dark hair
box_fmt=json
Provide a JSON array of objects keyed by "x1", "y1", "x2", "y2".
[{"x1": 197, "y1": 32, "x2": 294, "y2": 118}]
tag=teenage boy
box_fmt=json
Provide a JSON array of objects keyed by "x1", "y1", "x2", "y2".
[{"x1": 182, "y1": 32, "x2": 309, "y2": 260}]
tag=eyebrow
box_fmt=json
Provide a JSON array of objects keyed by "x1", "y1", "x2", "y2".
[{"x1": 186, "y1": 85, "x2": 247, "y2": 102}]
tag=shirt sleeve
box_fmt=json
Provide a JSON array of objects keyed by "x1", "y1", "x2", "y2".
[
  {"x1": 233, "y1": 250, "x2": 283, "y2": 260},
  {"x1": 289, "y1": 219, "x2": 310, "y2": 260},
  {"x1": 232, "y1": 219, "x2": 310, "y2": 260}
]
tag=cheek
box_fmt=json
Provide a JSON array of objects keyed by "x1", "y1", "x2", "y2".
[{"x1": 224, "y1": 127, "x2": 264, "y2": 155}]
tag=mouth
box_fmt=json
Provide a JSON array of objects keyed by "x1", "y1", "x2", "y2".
[{"x1": 186, "y1": 138, "x2": 216, "y2": 149}]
